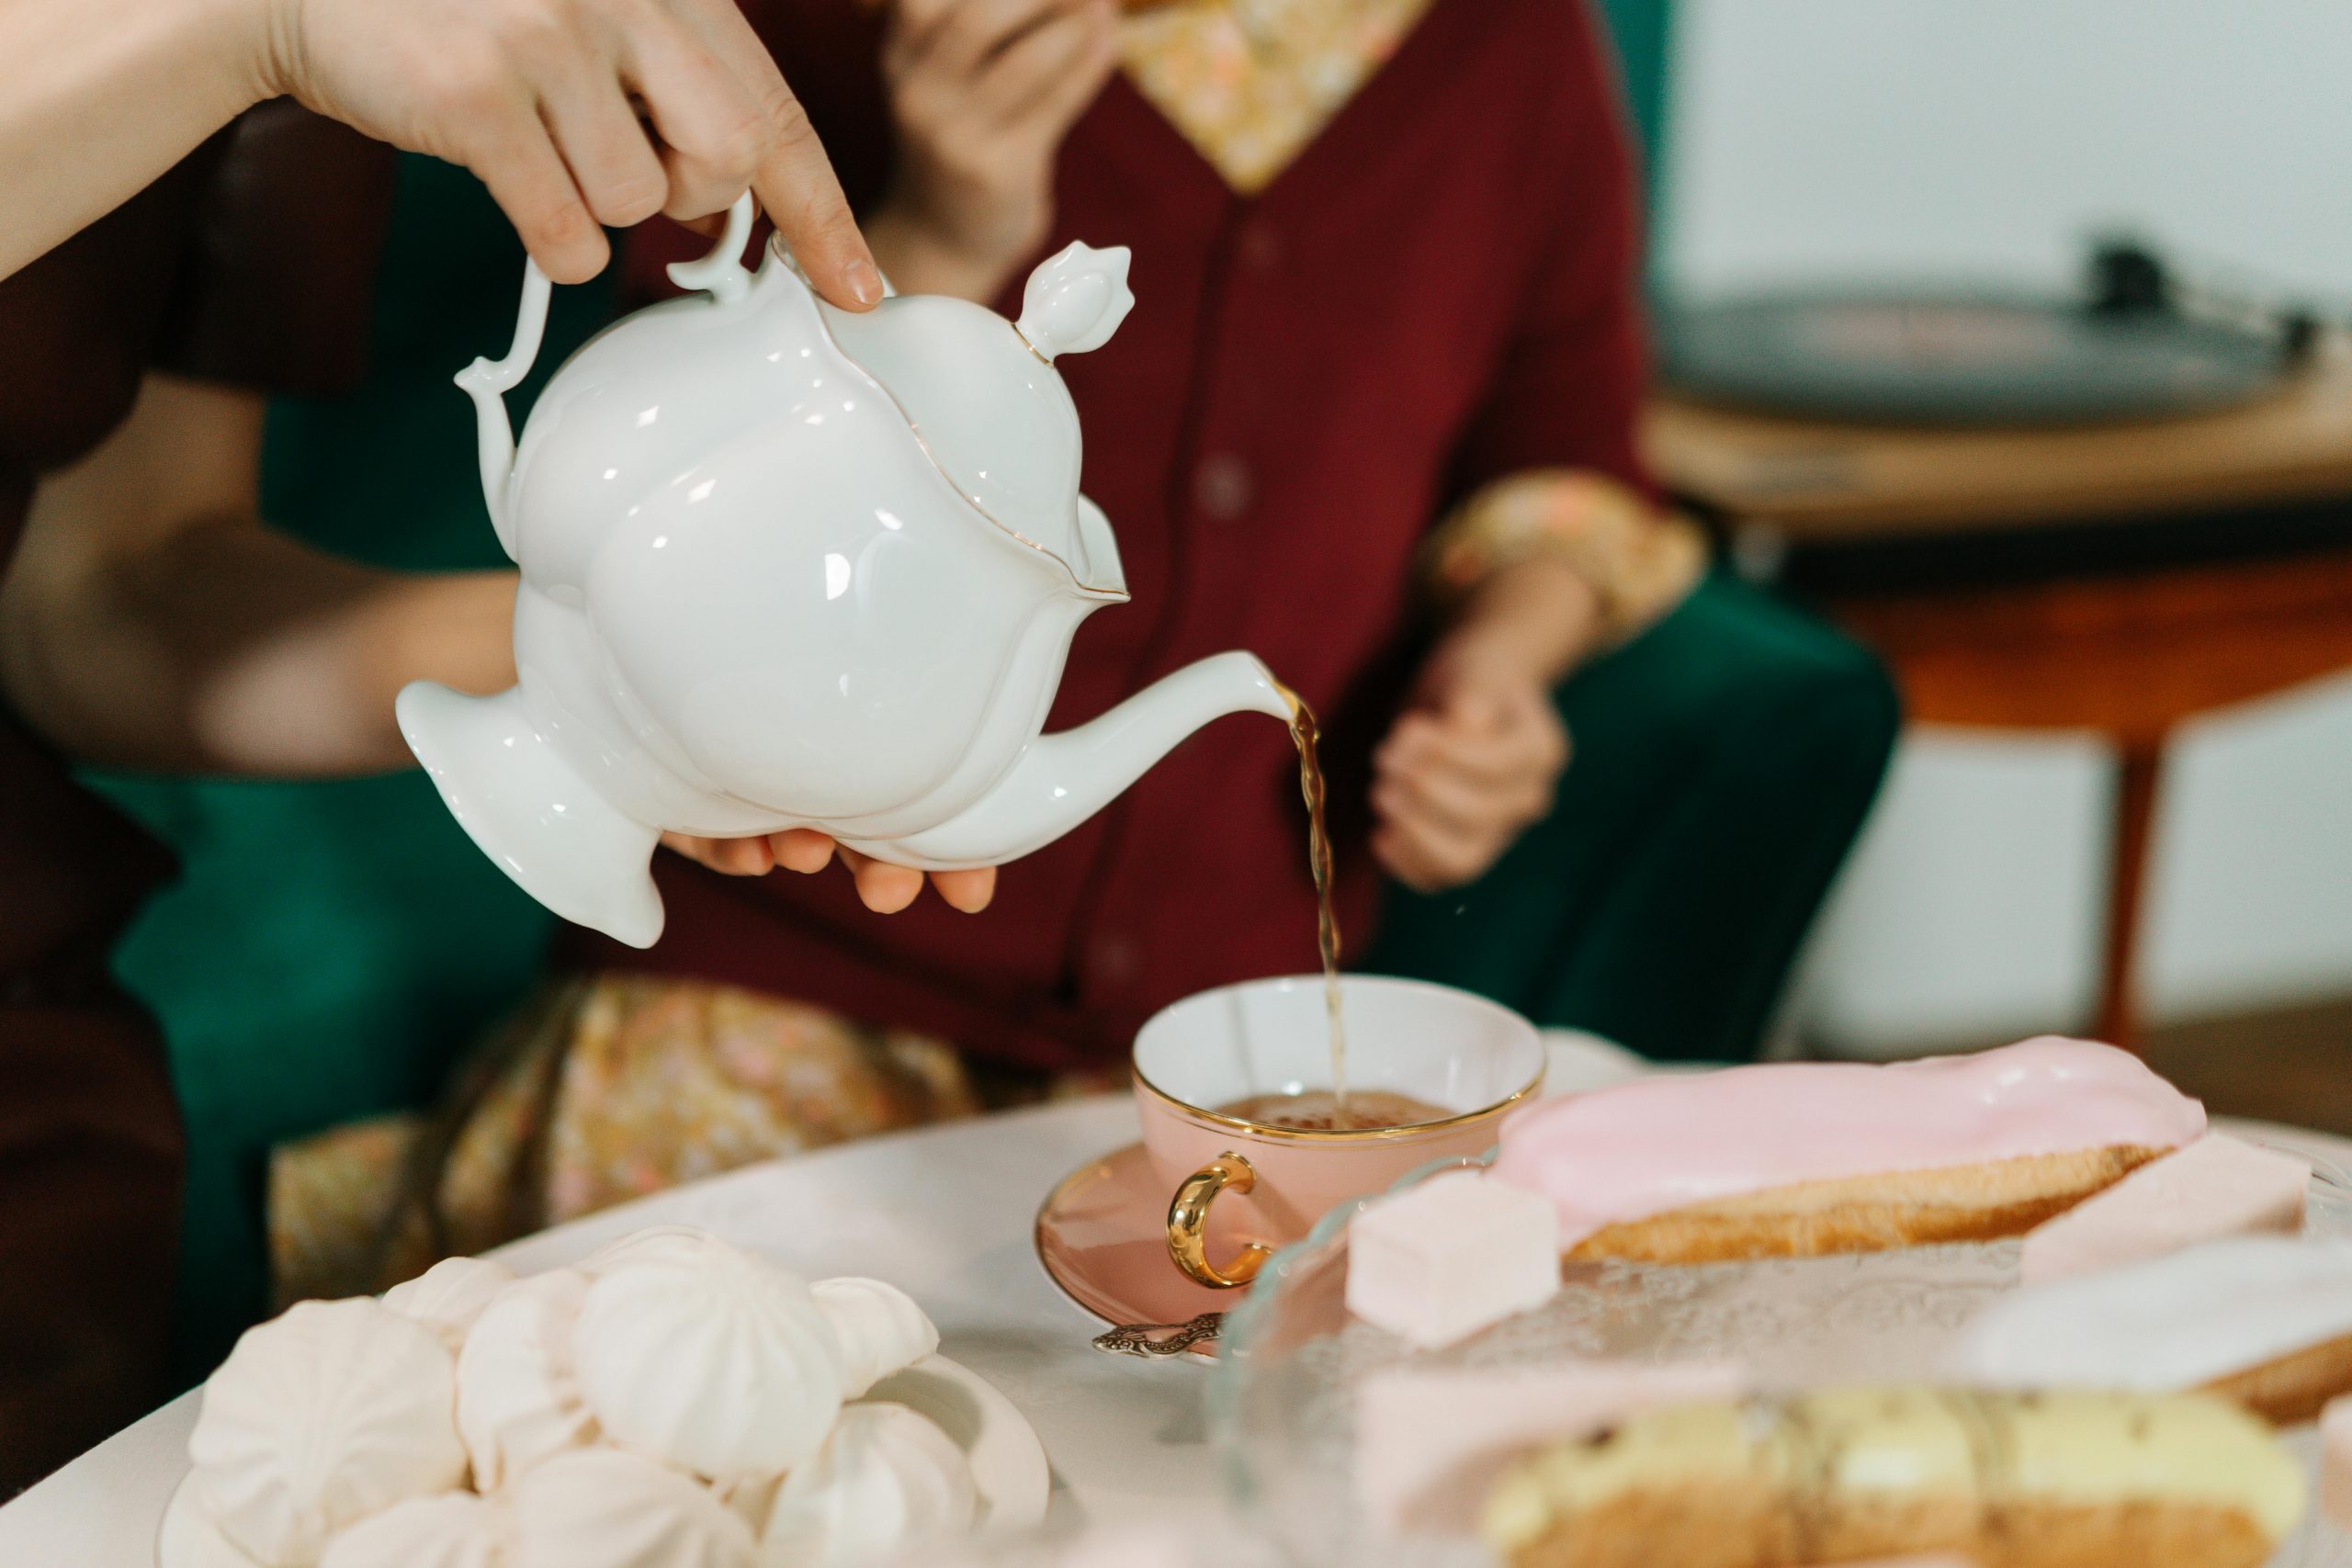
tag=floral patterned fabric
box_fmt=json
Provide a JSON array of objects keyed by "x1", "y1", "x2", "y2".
[
  {"x1": 266, "y1": 976, "x2": 1055, "y2": 1304},
  {"x1": 1120, "y1": 0, "x2": 1438, "y2": 194},
  {"x1": 1424, "y1": 470, "x2": 1710, "y2": 649}
]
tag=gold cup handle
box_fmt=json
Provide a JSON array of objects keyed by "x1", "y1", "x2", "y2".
[{"x1": 1166, "y1": 1152, "x2": 1275, "y2": 1290}]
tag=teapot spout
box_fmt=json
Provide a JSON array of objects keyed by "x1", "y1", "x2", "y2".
[{"x1": 852, "y1": 651, "x2": 1293, "y2": 870}]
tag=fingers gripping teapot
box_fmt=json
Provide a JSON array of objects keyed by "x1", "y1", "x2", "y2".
[{"x1": 399, "y1": 198, "x2": 1290, "y2": 947}]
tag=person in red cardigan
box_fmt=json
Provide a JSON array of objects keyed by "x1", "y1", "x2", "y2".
[
  {"x1": 581, "y1": 0, "x2": 1796, "y2": 1072},
  {"x1": 261, "y1": 0, "x2": 1896, "y2": 1279}
]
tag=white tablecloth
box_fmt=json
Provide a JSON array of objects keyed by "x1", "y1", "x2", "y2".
[{"x1": 12, "y1": 1033, "x2": 2331, "y2": 1565}]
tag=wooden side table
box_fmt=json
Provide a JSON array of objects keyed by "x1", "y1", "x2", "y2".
[{"x1": 1646, "y1": 334, "x2": 2352, "y2": 1048}]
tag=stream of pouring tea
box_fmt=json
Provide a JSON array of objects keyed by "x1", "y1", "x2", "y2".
[{"x1": 1284, "y1": 693, "x2": 1347, "y2": 1115}]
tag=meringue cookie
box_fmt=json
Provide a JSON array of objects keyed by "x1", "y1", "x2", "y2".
[
  {"x1": 577, "y1": 1225, "x2": 729, "y2": 1278},
  {"x1": 574, "y1": 1244, "x2": 843, "y2": 1479},
  {"x1": 159, "y1": 1473, "x2": 262, "y2": 1568},
  {"x1": 189, "y1": 1297, "x2": 467, "y2": 1567},
  {"x1": 809, "y1": 1280, "x2": 939, "y2": 1399},
  {"x1": 457, "y1": 1269, "x2": 598, "y2": 1490},
  {"x1": 383, "y1": 1257, "x2": 518, "y2": 1353},
  {"x1": 1046, "y1": 1524, "x2": 1210, "y2": 1568},
  {"x1": 508, "y1": 1448, "x2": 756, "y2": 1568},
  {"x1": 319, "y1": 1492, "x2": 505, "y2": 1568},
  {"x1": 759, "y1": 1403, "x2": 978, "y2": 1568},
  {"x1": 714, "y1": 1472, "x2": 786, "y2": 1540}
]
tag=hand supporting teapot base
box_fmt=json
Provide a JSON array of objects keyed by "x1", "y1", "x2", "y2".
[
  {"x1": 397, "y1": 682, "x2": 665, "y2": 947},
  {"x1": 400, "y1": 650, "x2": 1292, "y2": 946}
]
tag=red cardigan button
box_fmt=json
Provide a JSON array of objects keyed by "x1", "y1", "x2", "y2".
[{"x1": 1193, "y1": 453, "x2": 1253, "y2": 521}]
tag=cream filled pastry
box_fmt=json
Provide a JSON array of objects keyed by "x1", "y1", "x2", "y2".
[
  {"x1": 1354, "y1": 1359, "x2": 1747, "y2": 1533},
  {"x1": 2322, "y1": 1395, "x2": 2352, "y2": 1530},
  {"x1": 2018, "y1": 1132, "x2": 2308, "y2": 1284},
  {"x1": 1952, "y1": 1235, "x2": 2352, "y2": 1425},
  {"x1": 1492, "y1": 1038, "x2": 2204, "y2": 1262},
  {"x1": 1481, "y1": 1386, "x2": 2301, "y2": 1568}
]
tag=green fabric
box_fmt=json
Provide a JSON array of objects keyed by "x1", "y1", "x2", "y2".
[
  {"x1": 1594, "y1": 0, "x2": 1674, "y2": 214},
  {"x1": 81, "y1": 157, "x2": 608, "y2": 1382},
  {"x1": 1368, "y1": 569, "x2": 1900, "y2": 1062}
]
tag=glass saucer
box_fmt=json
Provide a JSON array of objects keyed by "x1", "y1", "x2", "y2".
[{"x1": 1209, "y1": 1125, "x2": 2352, "y2": 1568}]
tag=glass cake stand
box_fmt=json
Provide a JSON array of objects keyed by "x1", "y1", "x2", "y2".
[{"x1": 1208, "y1": 1134, "x2": 2352, "y2": 1568}]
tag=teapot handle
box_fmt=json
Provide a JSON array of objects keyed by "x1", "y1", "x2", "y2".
[
  {"x1": 455, "y1": 263, "x2": 551, "y2": 562},
  {"x1": 454, "y1": 195, "x2": 759, "y2": 562}
]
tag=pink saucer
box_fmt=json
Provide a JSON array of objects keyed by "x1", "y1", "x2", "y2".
[{"x1": 1035, "y1": 1141, "x2": 1263, "y2": 1359}]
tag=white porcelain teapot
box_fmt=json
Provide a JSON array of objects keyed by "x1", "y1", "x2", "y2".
[{"x1": 399, "y1": 198, "x2": 1290, "y2": 947}]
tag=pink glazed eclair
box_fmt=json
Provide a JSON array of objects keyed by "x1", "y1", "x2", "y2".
[{"x1": 1492, "y1": 1038, "x2": 2205, "y2": 1264}]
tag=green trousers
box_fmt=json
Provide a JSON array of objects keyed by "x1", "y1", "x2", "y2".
[
  {"x1": 91, "y1": 160, "x2": 1895, "y2": 1379},
  {"x1": 1369, "y1": 570, "x2": 1899, "y2": 1063}
]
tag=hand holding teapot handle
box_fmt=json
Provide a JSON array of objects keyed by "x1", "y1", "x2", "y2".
[
  {"x1": 458, "y1": 196, "x2": 759, "y2": 561},
  {"x1": 257, "y1": 0, "x2": 884, "y2": 307}
]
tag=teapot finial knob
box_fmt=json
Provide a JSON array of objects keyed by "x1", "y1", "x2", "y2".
[
  {"x1": 1015, "y1": 243, "x2": 1134, "y2": 361},
  {"x1": 664, "y1": 194, "x2": 758, "y2": 305}
]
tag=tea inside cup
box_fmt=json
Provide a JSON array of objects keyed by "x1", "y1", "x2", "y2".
[
  {"x1": 1133, "y1": 974, "x2": 1544, "y2": 1131},
  {"x1": 1132, "y1": 976, "x2": 1544, "y2": 1288}
]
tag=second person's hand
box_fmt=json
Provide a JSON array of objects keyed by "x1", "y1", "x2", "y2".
[
  {"x1": 865, "y1": 0, "x2": 1120, "y2": 302},
  {"x1": 258, "y1": 0, "x2": 884, "y2": 304},
  {"x1": 1370, "y1": 557, "x2": 1604, "y2": 891},
  {"x1": 662, "y1": 829, "x2": 998, "y2": 914},
  {"x1": 1370, "y1": 642, "x2": 1571, "y2": 894}
]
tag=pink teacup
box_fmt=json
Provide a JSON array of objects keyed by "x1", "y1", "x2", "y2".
[{"x1": 1132, "y1": 975, "x2": 1544, "y2": 1289}]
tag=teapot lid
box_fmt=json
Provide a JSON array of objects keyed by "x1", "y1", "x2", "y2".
[{"x1": 817, "y1": 243, "x2": 1135, "y2": 598}]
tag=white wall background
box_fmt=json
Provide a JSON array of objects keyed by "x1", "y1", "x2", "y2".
[
  {"x1": 1656, "y1": 0, "x2": 2352, "y2": 1051},
  {"x1": 1664, "y1": 0, "x2": 2352, "y2": 310}
]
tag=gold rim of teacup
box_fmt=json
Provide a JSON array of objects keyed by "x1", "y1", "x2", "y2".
[{"x1": 1129, "y1": 1066, "x2": 1544, "y2": 1143}]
